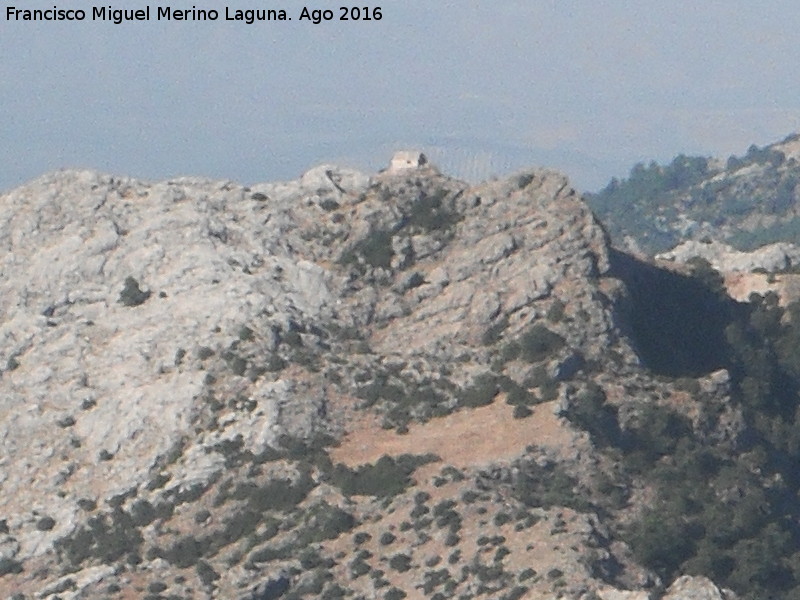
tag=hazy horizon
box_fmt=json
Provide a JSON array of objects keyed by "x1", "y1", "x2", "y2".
[{"x1": 4, "y1": 1, "x2": 800, "y2": 194}]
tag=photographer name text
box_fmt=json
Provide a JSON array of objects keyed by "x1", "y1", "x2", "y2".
[{"x1": 5, "y1": 5, "x2": 383, "y2": 25}]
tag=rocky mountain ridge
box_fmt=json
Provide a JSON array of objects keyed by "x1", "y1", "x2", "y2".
[{"x1": 0, "y1": 158, "x2": 758, "y2": 599}]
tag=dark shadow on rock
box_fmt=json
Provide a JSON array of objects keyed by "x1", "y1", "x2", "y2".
[{"x1": 608, "y1": 248, "x2": 745, "y2": 377}]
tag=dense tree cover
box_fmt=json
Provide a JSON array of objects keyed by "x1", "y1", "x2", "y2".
[
  {"x1": 609, "y1": 286, "x2": 800, "y2": 598},
  {"x1": 587, "y1": 140, "x2": 800, "y2": 254},
  {"x1": 588, "y1": 155, "x2": 712, "y2": 253},
  {"x1": 558, "y1": 252, "x2": 800, "y2": 598},
  {"x1": 727, "y1": 216, "x2": 800, "y2": 252}
]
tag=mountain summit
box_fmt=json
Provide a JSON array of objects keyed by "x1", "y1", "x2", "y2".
[{"x1": 0, "y1": 158, "x2": 778, "y2": 599}]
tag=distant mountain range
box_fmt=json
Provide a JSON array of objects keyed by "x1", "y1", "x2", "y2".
[{"x1": 586, "y1": 133, "x2": 800, "y2": 255}]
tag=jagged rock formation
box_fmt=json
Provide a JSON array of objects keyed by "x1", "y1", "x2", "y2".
[
  {"x1": 0, "y1": 160, "x2": 743, "y2": 599},
  {"x1": 656, "y1": 240, "x2": 800, "y2": 273},
  {"x1": 654, "y1": 240, "x2": 800, "y2": 306}
]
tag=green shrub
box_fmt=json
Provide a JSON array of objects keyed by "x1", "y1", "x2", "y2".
[
  {"x1": 519, "y1": 324, "x2": 565, "y2": 363},
  {"x1": 547, "y1": 300, "x2": 566, "y2": 323},
  {"x1": 0, "y1": 558, "x2": 23, "y2": 576},
  {"x1": 461, "y1": 490, "x2": 480, "y2": 504},
  {"x1": 299, "y1": 548, "x2": 325, "y2": 570},
  {"x1": 440, "y1": 465, "x2": 465, "y2": 482},
  {"x1": 503, "y1": 586, "x2": 529, "y2": 600},
  {"x1": 341, "y1": 229, "x2": 394, "y2": 270},
  {"x1": 512, "y1": 461, "x2": 589, "y2": 511},
  {"x1": 250, "y1": 543, "x2": 294, "y2": 564},
  {"x1": 54, "y1": 509, "x2": 144, "y2": 567},
  {"x1": 625, "y1": 509, "x2": 695, "y2": 581},
  {"x1": 147, "y1": 581, "x2": 167, "y2": 593},
  {"x1": 353, "y1": 531, "x2": 371, "y2": 545},
  {"x1": 513, "y1": 405, "x2": 532, "y2": 419},
  {"x1": 475, "y1": 562, "x2": 504, "y2": 582},
  {"x1": 482, "y1": 316, "x2": 510, "y2": 346},
  {"x1": 119, "y1": 276, "x2": 151, "y2": 307},
  {"x1": 130, "y1": 500, "x2": 157, "y2": 527},
  {"x1": 331, "y1": 454, "x2": 437, "y2": 497},
  {"x1": 563, "y1": 382, "x2": 621, "y2": 448},
  {"x1": 622, "y1": 404, "x2": 693, "y2": 466},
  {"x1": 501, "y1": 376, "x2": 537, "y2": 407},
  {"x1": 322, "y1": 583, "x2": 348, "y2": 599},
  {"x1": 415, "y1": 490, "x2": 431, "y2": 504},
  {"x1": 379, "y1": 532, "x2": 396, "y2": 546},
  {"x1": 194, "y1": 509, "x2": 211, "y2": 524},
  {"x1": 196, "y1": 346, "x2": 215, "y2": 360},
  {"x1": 320, "y1": 198, "x2": 340, "y2": 211},
  {"x1": 384, "y1": 588, "x2": 407, "y2": 600},
  {"x1": 77, "y1": 498, "x2": 97, "y2": 511},
  {"x1": 494, "y1": 512, "x2": 512, "y2": 527},
  {"x1": 421, "y1": 568, "x2": 450, "y2": 593},
  {"x1": 196, "y1": 560, "x2": 220, "y2": 586},
  {"x1": 389, "y1": 553, "x2": 412, "y2": 572},
  {"x1": 299, "y1": 503, "x2": 356, "y2": 543},
  {"x1": 407, "y1": 188, "x2": 459, "y2": 233},
  {"x1": 495, "y1": 546, "x2": 511, "y2": 562},
  {"x1": 459, "y1": 373, "x2": 499, "y2": 408},
  {"x1": 236, "y1": 472, "x2": 315, "y2": 512},
  {"x1": 161, "y1": 535, "x2": 209, "y2": 568},
  {"x1": 350, "y1": 556, "x2": 372, "y2": 578}
]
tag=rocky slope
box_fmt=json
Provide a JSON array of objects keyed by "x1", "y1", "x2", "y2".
[
  {"x1": 587, "y1": 133, "x2": 800, "y2": 256},
  {"x1": 0, "y1": 159, "x2": 745, "y2": 599},
  {"x1": 654, "y1": 240, "x2": 800, "y2": 305}
]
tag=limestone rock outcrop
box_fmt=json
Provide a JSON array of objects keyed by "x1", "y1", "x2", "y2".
[
  {"x1": 0, "y1": 161, "x2": 731, "y2": 599},
  {"x1": 663, "y1": 576, "x2": 737, "y2": 600},
  {"x1": 656, "y1": 239, "x2": 800, "y2": 273}
]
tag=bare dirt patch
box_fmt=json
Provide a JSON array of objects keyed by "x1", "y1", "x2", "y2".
[{"x1": 331, "y1": 397, "x2": 577, "y2": 470}]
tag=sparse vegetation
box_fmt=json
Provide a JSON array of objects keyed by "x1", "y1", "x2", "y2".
[
  {"x1": 25, "y1": 150, "x2": 800, "y2": 600},
  {"x1": 512, "y1": 460, "x2": 589, "y2": 511},
  {"x1": 55, "y1": 509, "x2": 145, "y2": 567}
]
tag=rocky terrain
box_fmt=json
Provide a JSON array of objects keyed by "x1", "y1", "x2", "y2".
[
  {"x1": 652, "y1": 240, "x2": 800, "y2": 305},
  {"x1": 587, "y1": 133, "x2": 800, "y2": 256},
  {"x1": 0, "y1": 156, "x2": 784, "y2": 600}
]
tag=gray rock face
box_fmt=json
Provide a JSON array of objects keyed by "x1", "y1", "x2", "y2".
[
  {"x1": 0, "y1": 161, "x2": 725, "y2": 599},
  {"x1": 657, "y1": 239, "x2": 800, "y2": 272},
  {"x1": 663, "y1": 575, "x2": 737, "y2": 600},
  {"x1": 596, "y1": 576, "x2": 738, "y2": 600},
  {"x1": 0, "y1": 168, "x2": 357, "y2": 555}
]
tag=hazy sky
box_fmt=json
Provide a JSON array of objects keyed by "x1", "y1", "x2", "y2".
[{"x1": 4, "y1": 1, "x2": 800, "y2": 192}]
